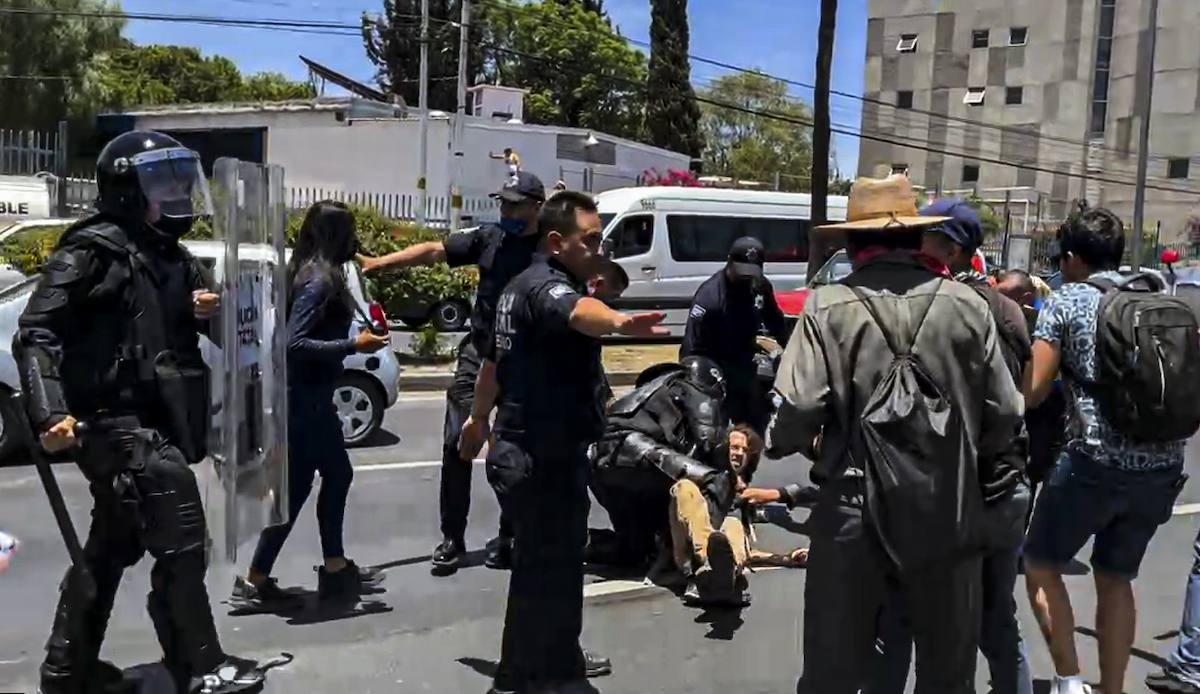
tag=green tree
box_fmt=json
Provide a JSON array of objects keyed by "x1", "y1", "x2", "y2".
[
  {"x1": 0, "y1": 0, "x2": 125, "y2": 130},
  {"x1": 483, "y1": 0, "x2": 645, "y2": 141},
  {"x1": 90, "y1": 44, "x2": 314, "y2": 108},
  {"x1": 551, "y1": 0, "x2": 606, "y2": 18},
  {"x1": 646, "y1": 0, "x2": 702, "y2": 157},
  {"x1": 699, "y1": 72, "x2": 813, "y2": 192},
  {"x1": 361, "y1": 0, "x2": 491, "y2": 112}
]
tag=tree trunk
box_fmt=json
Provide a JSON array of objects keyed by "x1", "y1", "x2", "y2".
[{"x1": 807, "y1": 0, "x2": 838, "y2": 282}]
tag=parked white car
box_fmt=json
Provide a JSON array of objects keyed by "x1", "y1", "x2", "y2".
[{"x1": 0, "y1": 240, "x2": 401, "y2": 461}]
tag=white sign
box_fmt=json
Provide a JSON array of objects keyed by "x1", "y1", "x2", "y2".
[
  {"x1": 236, "y1": 271, "x2": 262, "y2": 367},
  {"x1": 0, "y1": 176, "x2": 51, "y2": 220}
]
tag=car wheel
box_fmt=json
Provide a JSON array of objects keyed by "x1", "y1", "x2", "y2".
[
  {"x1": 333, "y1": 373, "x2": 385, "y2": 447},
  {"x1": 400, "y1": 316, "x2": 426, "y2": 329},
  {"x1": 431, "y1": 300, "x2": 469, "y2": 332}
]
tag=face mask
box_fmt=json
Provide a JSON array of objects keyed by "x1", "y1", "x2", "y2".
[
  {"x1": 499, "y1": 216, "x2": 526, "y2": 235},
  {"x1": 150, "y1": 215, "x2": 194, "y2": 239}
]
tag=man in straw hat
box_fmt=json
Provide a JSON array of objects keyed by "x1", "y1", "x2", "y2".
[{"x1": 764, "y1": 174, "x2": 1023, "y2": 694}]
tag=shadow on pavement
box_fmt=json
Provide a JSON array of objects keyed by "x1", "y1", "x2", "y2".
[
  {"x1": 695, "y1": 605, "x2": 746, "y2": 641},
  {"x1": 225, "y1": 581, "x2": 392, "y2": 626},
  {"x1": 457, "y1": 656, "x2": 499, "y2": 678},
  {"x1": 349, "y1": 427, "x2": 401, "y2": 450},
  {"x1": 1076, "y1": 625, "x2": 1170, "y2": 669}
]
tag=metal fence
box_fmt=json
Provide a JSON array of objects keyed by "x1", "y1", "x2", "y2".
[
  {"x1": 286, "y1": 187, "x2": 500, "y2": 227},
  {"x1": 0, "y1": 125, "x2": 65, "y2": 177}
]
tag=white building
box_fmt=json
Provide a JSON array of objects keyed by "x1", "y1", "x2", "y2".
[{"x1": 97, "y1": 87, "x2": 690, "y2": 214}]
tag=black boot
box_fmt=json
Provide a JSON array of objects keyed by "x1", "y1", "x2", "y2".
[
  {"x1": 189, "y1": 655, "x2": 266, "y2": 694},
  {"x1": 431, "y1": 538, "x2": 465, "y2": 576},
  {"x1": 485, "y1": 536, "x2": 513, "y2": 570},
  {"x1": 583, "y1": 651, "x2": 612, "y2": 678}
]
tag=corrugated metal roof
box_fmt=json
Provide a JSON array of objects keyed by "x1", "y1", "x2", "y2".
[{"x1": 115, "y1": 98, "x2": 359, "y2": 117}]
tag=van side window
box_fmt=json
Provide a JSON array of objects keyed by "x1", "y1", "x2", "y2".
[
  {"x1": 666, "y1": 215, "x2": 809, "y2": 262},
  {"x1": 609, "y1": 215, "x2": 654, "y2": 258}
]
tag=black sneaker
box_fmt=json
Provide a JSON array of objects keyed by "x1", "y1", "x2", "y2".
[
  {"x1": 485, "y1": 537, "x2": 513, "y2": 570},
  {"x1": 583, "y1": 651, "x2": 612, "y2": 678},
  {"x1": 431, "y1": 538, "x2": 465, "y2": 576},
  {"x1": 231, "y1": 576, "x2": 302, "y2": 610},
  {"x1": 189, "y1": 655, "x2": 265, "y2": 694},
  {"x1": 1147, "y1": 670, "x2": 1200, "y2": 694},
  {"x1": 317, "y1": 561, "x2": 384, "y2": 600}
]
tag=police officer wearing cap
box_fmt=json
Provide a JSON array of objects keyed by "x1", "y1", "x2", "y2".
[
  {"x1": 357, "y1": 171, "x2": 547, "y2": 575},
  {"x1": 480, "y1": 191, "x2": 666, "y2": 694},
  {"x1": 680, "y1": 237, "x2": 790, "y2": 433}
]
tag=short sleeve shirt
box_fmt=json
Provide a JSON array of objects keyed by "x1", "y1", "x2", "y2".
[
  {"x1": 443, "y1": 224, "x2": 540, "y2": 357},
  {"x1": 1032, "y1": 270, "x2": 1185, "y2": 470}
]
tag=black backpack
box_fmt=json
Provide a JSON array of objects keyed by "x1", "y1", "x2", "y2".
[
  {"x1": 1084, "y1": 275, "x2": 1200, "y2": 442},
  {"x1": 849, "y1": 282, "x2": 985, "y2": 574}
]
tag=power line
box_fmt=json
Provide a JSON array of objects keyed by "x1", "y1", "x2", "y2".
[{"x1": 3, "y1": 6, "x2": 1196, "y2": 197}]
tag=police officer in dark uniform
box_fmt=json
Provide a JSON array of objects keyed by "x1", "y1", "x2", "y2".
[
  {"x1": 16, "y1": 131, "x2": 264, "y2": 694},
  {"x1": 358, "y1": 171, "x2": 546, "y2": 575},
  {"x1": 484, "y1": 191, "x2": 666, "y2": 694},
  {"x1": 586, "y1": 357, "x2": 729, "y2": 570},
  {"x1": 680, "y1": 237, "x2": 789, "y2": 433}
]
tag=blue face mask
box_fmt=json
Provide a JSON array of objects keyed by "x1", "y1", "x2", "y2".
[{"x1": 499, "y1": 216, "x2": 526, "y2": 235}]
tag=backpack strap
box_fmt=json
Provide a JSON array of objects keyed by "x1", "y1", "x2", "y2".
[{"x1": 847, "y1": 279, "x2": 942, "y2": 357}]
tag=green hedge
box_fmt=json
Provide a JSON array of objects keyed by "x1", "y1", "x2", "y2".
[{"x1": 0, "y1": 206, "x2": 478, "y2": 320}]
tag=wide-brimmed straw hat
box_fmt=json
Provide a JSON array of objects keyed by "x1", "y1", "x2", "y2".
[{"x1": 816, "y1": 174, "x2": 950, "y2": 232}]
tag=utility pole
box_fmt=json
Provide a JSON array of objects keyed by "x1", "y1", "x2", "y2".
[
  {"x1": 417, "y1": 0, "x2": 430, "y2": 227},
  {"x1": 807, "y1": 0, "x2": 838, "y2": 282},
  {"x1": 449, "y1": 0, "x2": 470, "y2": 234},
  {"x1": 1130, "y1": 0, "x2": 1160, "y2": 271}
]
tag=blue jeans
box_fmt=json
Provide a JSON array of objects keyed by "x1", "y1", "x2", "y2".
[
  {"x1": 1168, "y1": 525, "x2": 1200, "y2": 686},
  {"x1": 871, "y1": 484, "x2": 1033, "y2": 694},
  {"x1": 1023, "y1": 449, "x2": 1185, "y2": 579}
]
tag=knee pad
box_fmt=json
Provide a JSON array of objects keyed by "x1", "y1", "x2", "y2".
[{"x1": 136, "y1": 453, "x2": 208, "y2": 557}]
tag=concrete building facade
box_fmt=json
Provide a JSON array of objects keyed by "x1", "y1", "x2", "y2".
[{"x1": 858, "y1": 0, "x2": 1200, "y2": 240}]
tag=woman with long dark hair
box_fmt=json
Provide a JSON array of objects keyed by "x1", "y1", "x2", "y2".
[{"x1": 232, "y1": 200, "x2": 390, "y2": 607}]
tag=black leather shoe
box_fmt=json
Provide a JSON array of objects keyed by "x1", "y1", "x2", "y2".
[
  {"x1": 584, "y1": 651, "x2": 612, "y2": 678},
  {"x1": 485, "y1": 538, "x2": 513, "y2": 570},
  {"x1": 432, "y1": 538, "x2": 465, "y2": 576}
]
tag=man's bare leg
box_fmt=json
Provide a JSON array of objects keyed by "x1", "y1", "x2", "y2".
[
  {"x1": 1025, "y1": 561, "x2": 1082, "y2": 677},
  {"x1": 1094, "y1": 572, "x2": 1136, "y2": 694}
]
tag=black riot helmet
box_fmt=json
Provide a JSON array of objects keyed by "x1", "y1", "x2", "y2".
[
  {"x1": 96, "y1": 130, "x2": 213, "y2": 239},
  {"x1": 679, "y1": 355, "x2": 726, "y2": 401}
]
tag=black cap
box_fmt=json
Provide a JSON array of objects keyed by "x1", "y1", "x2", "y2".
[
  {"x1": 728, "y1": 236, "x2": 765, "y2": 279},
  {"x1": 491, "y1": 170, "x2": 546, "y2": 203}
]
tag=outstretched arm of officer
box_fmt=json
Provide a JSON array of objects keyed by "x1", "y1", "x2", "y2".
[
  {"x1": 765, "y1": 309, "x2": 830, "y2": 460},
  {"x1": 14, "y1": 246, "x2": 107, "y2": 446},
  {"x1": 622, "y1": 432, "x2": 719, "y2": 487},
  {"x1": 567, "y1": 297, "x2": 666, "y2": 338},
  {"x1": 358, "y1": 226, "x2": 488, "y2": 272}
]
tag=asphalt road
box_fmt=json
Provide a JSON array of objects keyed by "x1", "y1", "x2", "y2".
[{"x1": 2, "y1": 395, "x2": 1200, "y2": 693}]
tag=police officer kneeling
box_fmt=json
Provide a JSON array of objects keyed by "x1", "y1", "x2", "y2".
[
  {"x1": 587, "y1": 358, "x2": 750, "y2": 606},
  {"x1": 482, "y1": 191, "x2": 666, "y2": 694},
  {"x1": 16, "y1": 131, "x2": 265, "y2": 694}
]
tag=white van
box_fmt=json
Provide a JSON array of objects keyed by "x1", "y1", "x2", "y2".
[{"x1": 595, "y1": 187, "x2": 849, "y2": 305}]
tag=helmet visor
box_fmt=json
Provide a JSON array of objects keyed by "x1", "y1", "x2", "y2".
[{"x1": 130, "y1": 147, "x2": 213, "y2": 221}]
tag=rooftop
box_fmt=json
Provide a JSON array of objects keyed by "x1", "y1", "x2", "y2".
[{"x1": 107, "y1": 96, "x2": 401, "y2": 118}]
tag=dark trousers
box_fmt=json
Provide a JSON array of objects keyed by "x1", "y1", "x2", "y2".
[
  {"x1": 871, "y1": 483, "x2": 1033, "y2": 694},
  {"x1": 589, "y1": 465, "x2": 671, "y2": 564},
  {"x1": 488, "y1": 438, "x2": 590, "y2": 688},
  {"x1": 42, "y1": 425, "x2": 224, "y2": 694},
  {"x1": 798, "y1": 480, "x2": 982, "y2": 694},
  {"x1": 250, "y1": 386, "x2": 354, "y2": 575},
  {"x1": 441, "y1": 343, "x2": 512, "y2": 543}
]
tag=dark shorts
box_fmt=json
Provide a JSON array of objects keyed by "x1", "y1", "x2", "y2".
[{"x1": 1022, "y1": 448, "x2": 1186, "y2": 579}]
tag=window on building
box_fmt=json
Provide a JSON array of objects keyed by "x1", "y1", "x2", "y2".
[
  {"x1": 962, "y1": 164, "x2": 980, "y2": 184},
  {"x1": 972, "y1": 29, "x2": 990, "y2": 49},
  {"x1": 1005, "y1": 86, "x2": 1024, "y2": 105},
  {"x1": 896, "y1": 90, "x2": 914, "y2": 109},
  {"x1": 666, "y1": 215, "x2": 809, "y2": 263},
  {"x1": 1091, "y1": 0, "x2": 1116, "y2": 137},
  {"x1": 891, "y1": 163, "x2": 910, "y2": 176},
  {"x1": 1168, "y1": 158, "x2": 1191, "y2": 180},
  {"x1": 607, "y1": 215, "x2": 655, "y2": 258},
  {"x1": 897, "y1": 34, "x2": 918, "y2": 53},
  {"x1": 1008, "y1": 27, "x2": 1028, "y2": 46},
  {"x1": 964, "y1": 87, "x2": 986, "y2": 106}
]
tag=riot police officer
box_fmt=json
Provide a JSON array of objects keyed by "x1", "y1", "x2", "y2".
[
  {"x1": 483, "y1": 191, "x2": 665, "y2": 694},
  {"x1": 359, "y1": 171, "x2": 546, "y2": 575},
  {"x1": 680, "y1": 237, "x2": 790, "y2": 434},
  {"x1": 587, "y1": 357, "x2": 728, "y2": 570},
  {"x1": 16, "y1": 131, "x2": 264, "y2": 694}
]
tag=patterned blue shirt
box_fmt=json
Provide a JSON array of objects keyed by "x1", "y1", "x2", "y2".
[{"x1": 1032, "y1": 270, "x2": 1185, "y2": 471}]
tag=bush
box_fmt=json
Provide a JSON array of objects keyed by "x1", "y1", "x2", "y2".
[{"x1": 0, "y1": 207, "x2": 479, "y2": 318}]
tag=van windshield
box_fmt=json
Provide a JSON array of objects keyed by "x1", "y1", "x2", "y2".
[{"x1": 599, "y1": 213, "x2": 616, "y2": 232}]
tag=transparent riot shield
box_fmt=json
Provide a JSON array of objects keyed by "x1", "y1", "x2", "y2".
[{"x1": 197, "y1": 157, "x2": 289, "y2": 574}]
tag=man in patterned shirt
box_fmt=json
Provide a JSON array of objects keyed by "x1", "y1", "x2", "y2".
[{"x1": 1023, "y1": 207, "x2": 1187, "y2": 694}]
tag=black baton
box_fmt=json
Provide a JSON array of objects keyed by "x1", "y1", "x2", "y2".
[{"x1": 4, "y1": 395, "x2": 94, "y2": 598}]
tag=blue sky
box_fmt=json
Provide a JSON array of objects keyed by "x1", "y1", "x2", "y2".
[{"x1": 121, "y1": 0, "x2": 868, "y2": 173}]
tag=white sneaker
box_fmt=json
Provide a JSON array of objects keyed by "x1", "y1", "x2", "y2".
[{"x1": 1053, "y1": 675, "x2": 1092, "y2": 694}]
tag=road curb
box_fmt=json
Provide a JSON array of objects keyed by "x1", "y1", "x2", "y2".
[{"x1": 399, "y1": 370, "x2": 644, "y2": 392}]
